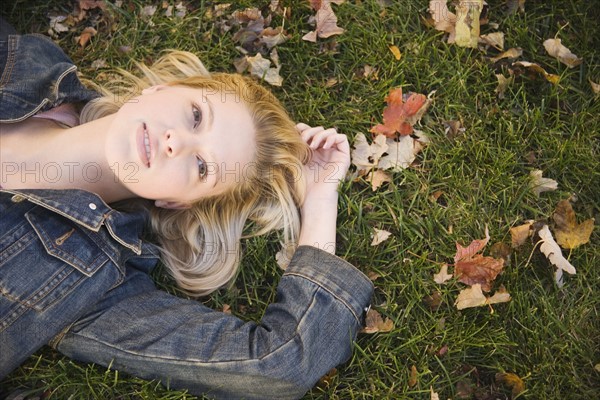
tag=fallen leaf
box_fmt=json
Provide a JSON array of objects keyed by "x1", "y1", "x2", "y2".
[
  {"x1": 245, "y1": 53, "x2": 283, "y2": 86},
  {"x1": 434, "y1": 264, "x2": 453, "y2": 284},
  {"x1": 510, "y1": 221, "x2": 534, "y2": 247},
  {"x1": 455, "y1": 254, "x2": 504, "y2": 292},
  {"x1": 142, "y1": 5, "x2": 158, "y2": 18},
  {"x1": 260, "y1": 26, "x2": 290, "y2": 49},
  {"x1": 429, "y1": 0, "x2": 456, "y2": 37},
  {"x1": 490, "y1": 242, "x2": 511, "y2": 265},
  {"x1": 454, "y1": 0, "x2": 484, "y2": 48},
  {"x1": 423, "y1": 291, "x2": 443, "y2": 310},
  {"x1": 490, "y1": 47, "x2": 523, "y2": 63},
  {"x1": 389, "y1": 45, "x2": 402, "y2": 60},
  {"x1": 371, "y1": 228, "x2": 392, "y2": 246},
  {"x1": 552, "y1": 200, "x2": 594, "y2": 249},
  {"x1": 369, "y1": 169, "x2": 392, "y2": 191},
  {"x1": 455, "y1": 284, "x2": 511, "y2": 310},
  {"x1": 538, "y1": 224, "x2": 576, "y2": 287},
  {"x1": 430, "y1": 386, "x2": 440, "y2": 400},
  {"x1": 479, "y1": 32, "x2": 504, "y2": 50},
  {"x1": 361, "y1": 308, "x2": 394, "y2": 333},
  {"x1": 543, "y1": 38, "x2": 583, "y2": 68},
  {"x1": 530, "y1": 169, "x2": 558, "y2": 196},
  {"x1": 443, "y1": 120, "x2": 464, "y2": 138},
  {"x1": 303, "y1": 0, "x2": 345, "y2": 42},
  {"x1": 512, "y1": 61, "x2": 560, "y2": 84},
  {"x1": 495, "y1": 372, "x2": 525, "y2": 397},
  {"x1": 454, "y1": 226, "x2": 490, "y2": 263},
  {"x1": 370, "y1": 87, "x2": 428, "y2": 137},
  {"x1": 495, "y1": 73, "x2": 514, "y2": 99},
  {"x1": 351, "y1": 133, "x2": 388, "y2": 174},
  {"x1": 378, "y1": 133, "x2": 427, "y2": 171},
  {"x1": 590, "y1": 79, "x2": 600, "y2": 94},
  {"x1": 367, "y1": 270, "x2": 381, "y2": 281},
  {"x1": 408, "y1": 365, "x2": 418, "y2": 387},
  {"x1": 48, "y1": 15, "x2": 70, "y2": 37},
  {"x1": 222, "y1": 303, "x2": 232, "y2": 314},
  {"x1": 316, "y1": 367, "x2": 338, "y2": 388},
  {"x1": 78, "y1": 27, "x2": 97, "y2": 48}
]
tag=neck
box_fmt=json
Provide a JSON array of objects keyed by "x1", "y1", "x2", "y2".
[{"x1": 1, "y1": 114, "x2": 136, "y2": 203}]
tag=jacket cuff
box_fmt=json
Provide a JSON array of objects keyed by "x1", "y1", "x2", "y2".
[{"x1": 284, "y1": 245, "x2": 374, "y2": 325}]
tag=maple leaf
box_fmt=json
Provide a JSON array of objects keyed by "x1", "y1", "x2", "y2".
[
  {"x1": 378, "y1": 133, "x2": 428, "y2": 171},
  {"x1": 454, "y1": 227, "x2": 504, "y2": 291},
  {"x1": 454, "y1": 0, "x2": 484, "y2": 48},
  {"x1": 370, "y1": 87, "x2": 428, "y2": 137},
  {"x1": 434, "y1": 264, "x2": 453, "y2": 284},
  {"x1": 529, "y1": 169, "x2": 558, "y2": 196},
  {"x1": 371, "y1": 228, "x2": 392, "y2": 246},
  {"x1": 360, "y1": 308, "x2": 394, "y2": 334},
  {"x1": 350, "y1": 133, "x2": 388, "y2": 174},
  {"x1": 543, "y1": 38, "x2": 583, "y2": 68},
  {"x1": 538, "y1": 224, "x2": 576, "y2": 287},
  {"x1": 455, "y1": 284, "x2": 511, "y2": 310},
  {"x1": 552, "y1": 200, "x2": 594, "y2": 249},
  {"x1": 495, "y1": 372, "x2": 525, "y2": 397}
]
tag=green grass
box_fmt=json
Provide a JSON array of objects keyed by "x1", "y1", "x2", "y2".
[{"x1": 1, "y1": 0, "x2": 599, "y2": 398}]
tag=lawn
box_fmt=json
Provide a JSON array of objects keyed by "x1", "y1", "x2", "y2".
[{"x1": 1, "y1": 0, "x2": 598, "y2": 399}]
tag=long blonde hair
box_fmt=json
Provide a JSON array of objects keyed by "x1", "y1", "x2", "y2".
[{"x1": 81, "y1": 51, "x2": 310, "y2": 296}]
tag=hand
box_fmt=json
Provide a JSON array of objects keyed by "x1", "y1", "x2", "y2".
[{"x1": 296, "y1": 123, "x2": 350, "y2": 199}]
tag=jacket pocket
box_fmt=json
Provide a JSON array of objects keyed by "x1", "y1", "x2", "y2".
[{"x1": 0, "y1": 206, "x2": 110, "y2": 315}]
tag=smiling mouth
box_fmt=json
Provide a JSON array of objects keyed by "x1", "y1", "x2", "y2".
[{"x1": 143, "y1": 123, "x2": 151, "y2": 166}]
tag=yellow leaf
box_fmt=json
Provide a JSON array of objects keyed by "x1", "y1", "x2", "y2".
[
  {"x1": 389, "y1": 45, "x2": 402, "y2": 60},
  {"x1": 454, "y1": 0, "x2": 483, "y2": 48},
  {"x1": 552, "y1": 200, "x2": 594, "y2": 249},
  {"x1": 513, "y1": 61, "x2": 560, "y2": 84},
  {"x1": 490, "y1": 47, "x2": 522, "y2": 63},
  {"x1": 408, "y1": 365, "x2": 418, "y2": 387},
  {"x1": 495, "y1": 372, "x2": 525, "y2": 396}
]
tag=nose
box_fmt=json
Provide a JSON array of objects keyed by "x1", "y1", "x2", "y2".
[{"x1": 164, "y1": 128, "x2": 193, "y2": 157}]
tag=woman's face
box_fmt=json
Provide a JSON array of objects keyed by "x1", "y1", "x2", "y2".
[{"x1": 105, "y1": 85, "x2": 256, "y2": 208}]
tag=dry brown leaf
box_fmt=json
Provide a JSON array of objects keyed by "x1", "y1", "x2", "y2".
[
  {"x1": 455, "y1": 254, "x2": 504, "y2": 292},
  {"x1": 429, "y1": 0, "x2": 456, "y2": 36},
  {"x1": 512, "y1": 61, "x2": 560, "y2": 84},
  {"x1": 490, "y1": 242, "x2": 511, "y2": 265},
  {"x1": 369, "y1": 169, "x2": 392, "y2": 191},
  {"x1": 361, "y1": 308, "x2": 394, "y2": 333},
  {"x1": 455, "y1": 284, "x2": 511, "y2": 310},
  {"x1": 371, "y1": 87, "x2": 429, "y2": 137},
  {"x1": 552, "y1": 200, "x2": 594, "y2": 249},
  {"x1": 430, "y1": 386, "x2": 440, "y2": 400},
  {"x1": 543, "y1": 38, "x2": 583, "y2": 68},
  {"x1": 245, "y1": 53, "x2": 283, "y2": 86},
  {"x1": 479, "y1": 32, "x2": 504, "y2": 50},
  {"x1": 490, "y1": 47, "x2": 523, "y2": 63},
  {"x1": 378, "y1": 133, "x2": 428, "y2": 172},
  {"x1": 371, "y1": 228, "x2": 392, "y2": 246},
  {"x1": 530, "y1": 169, "x2": 558, "y2": 196},
  {"x1": 495, "y1": 73, "x2": 514, "y2": 99},
  {"x1": 454, "y1": 226, "x2": 490, "y2": 262},
  {"x1": 495, "y1": 372, "x2": 525, "y2": 396},
  {"x1": 303, "y1": 0, "x2": 345, "y2": 42},
  {"x1": 78, "y1": 27, "x2": 97, "y2": 48},
  {"x1": 423, "y1": 291, "x2": 443, "y2": 310},
  {"x1": 590, "y1": 78, "x2": 600, "y2": 94},
  {"x1": 434, "y1": 263, "x2": 453, "y2": 284},
  {"x1": 510, "y1": 221, "x2": 534, "y2": 248},
  {"x1": 454, "y1": 0, "x2": 484, "y2": 48},
  {"x1": 538, "y1": 224, "x2": 576, "y2": 287},
  {"x1": 350, "y1": 133, "x2": 388, "y2": 174},
  {"x1": 408, "y1": 365, "x2": 418, "y2": 387},
  {"x1": 389, "y1": 45, "x2": 402, "y2": 60}
]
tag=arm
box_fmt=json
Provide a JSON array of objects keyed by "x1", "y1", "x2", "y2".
[{"x1": 296, "y1": 123, "x2": 351, "y2": 254}]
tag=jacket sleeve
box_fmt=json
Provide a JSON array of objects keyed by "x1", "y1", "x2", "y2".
[{"x1": 54, "y1": 245, "x2": 373, "y2": 400}]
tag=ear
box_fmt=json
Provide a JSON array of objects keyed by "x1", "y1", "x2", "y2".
[
  {"x1": 154, "y1": 200, "x2": 192, "y2": 210},
  {"x1": 141, "y1": 84, "x2": 169, "y2": 95}
]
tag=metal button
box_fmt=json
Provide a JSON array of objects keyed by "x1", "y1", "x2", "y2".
[
  {"x1": 11, "y1": 194, "x2": 25, "y2": 203},
  {"x1": 88, "y1": 203, "x2": 97, "y2": 210}
]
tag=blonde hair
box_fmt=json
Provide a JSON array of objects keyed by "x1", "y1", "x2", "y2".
[{"x1": 81, "y1": 51, "x2": 310, "y2": 296}]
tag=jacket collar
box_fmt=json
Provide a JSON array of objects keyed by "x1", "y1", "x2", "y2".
[{"x1": 1, "y1": 188, "x2": 147, "y2": 255}]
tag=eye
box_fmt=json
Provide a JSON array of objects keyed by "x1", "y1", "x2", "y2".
[
  {"x1": 196, "y1": 155, "x2": 207, "y2": 179},
  {"x1": 192, "y1": 104, "x2": 202, "y2": 129}
]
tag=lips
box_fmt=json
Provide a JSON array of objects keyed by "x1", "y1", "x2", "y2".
[{"x1": 137, "y1": 123, "x2": 152, "y2": 167}]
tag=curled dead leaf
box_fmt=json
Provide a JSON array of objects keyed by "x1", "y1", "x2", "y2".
[
  {"x1": 590, "y1": 78, "x2": 600, "y2": 94},
  {"x1": 479, "y1": 32, "x2": 504, "y2": 50},
  {"x1": 495, "y1": 372, "x2": 525, "y2": 396},
  {"x1": 543, "y1": 38, "x2": 582, "y2": 68},
  {"x1": 530, "y1": 170, "x2": 558, "y2": 196},
  {"x1": 454, "y1": 0, "x2": 484, "y2": 48},
  {"x1": 78, "y1": 27, "x2": 97, "y2": 48},
  {"x1": 371, "y1": 228, "x2": 392, "y2": 246},
  {"x1": 510, "y1": 221, "x2": 534, "y2": 248},
  {"x1": 512, "y1": 61, "x2": 560, "y2": 84},
  {"x1": 455, "y1": 284, "x2": 511, "y2": 310},
  {"x1": 389, "y1": 45, "x2": 402, "y2": 60},
  {"x1": 490, "y1": 47, "x2": 522, "y2": 63},
  {"x1": 538, "y1": 224, "x2": 576, "y2": 287},
  {"x1": 455, "y1": 254, "x2": 504, "y2": 292},
  {"x1": 408, "y1": 365, "x2": 418, "y2": 387},
  {"x1": 361, "y1": 308, "x2": 394, "y2": 334}
]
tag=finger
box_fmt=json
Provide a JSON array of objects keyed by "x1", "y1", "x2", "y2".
[
  {"x1": 301, "y1": 126, "x2": 326, "y2": 143},
  {"x1": 295, "y1": 122, "x2": 311, "y2": 133},
  {"x1": 308, "y1": 128, "x2": 338, "y2": 148},
  {"x1": 322, "y1": 133, "x2": 347, "y2": 149}
]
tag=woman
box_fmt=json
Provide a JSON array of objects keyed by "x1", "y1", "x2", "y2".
[{"x1": 0, "y1": 21, "x2": 373, "y2": 399}]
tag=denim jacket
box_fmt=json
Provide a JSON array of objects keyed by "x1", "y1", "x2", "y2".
[{"x1": 0, "y1": 34, "x2": 374, "y2": 399}]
